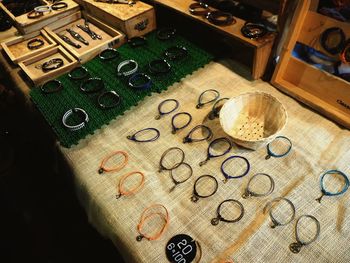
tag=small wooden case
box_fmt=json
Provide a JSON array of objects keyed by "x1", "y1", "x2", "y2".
[
  {"x1": 18, "y1": 45, "x2": 78, "y2": 85},
  {"x1": 44, "y1": 12, "x2": 126, "y2": 63},
  {"x1": 76, "y1": 0, "x2": 156, "y2": 38},
  {"x1": 1, "y1": 30, "x2": 57, "y2": 64},
  {"x1": 0, "y1": 0, "x2": 80, "y2": 35}
]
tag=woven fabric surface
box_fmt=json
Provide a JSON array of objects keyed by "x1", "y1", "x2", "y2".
[
  {"x1": 29, "y1": 31, "x2": 213, "y2": 148},
  {"x1": 61, "y1": 60, "x2": 350, "y2": 263}
]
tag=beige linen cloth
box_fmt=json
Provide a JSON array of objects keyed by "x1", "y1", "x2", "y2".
[{"x1": 61, "y1": 60, "x2": 350, "y2": 263}]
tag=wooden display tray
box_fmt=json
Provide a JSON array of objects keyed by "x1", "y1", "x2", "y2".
[
  {"x1": 18, "y1": 45, "x2": 78, "y2": 86},
  {"x1": 44, "y1": 12, "x2": 126, "y2": 63},
  {"x1": 75, "y1": 0, "x2": 156, "y2": 38},
  {"x1": 1, "y1": 30, "x2": 57, "y2": 64},
  {"x1": 0, "y1": 0, "x2": 80, "y2": 35},
  {"x1": 271, "y1": 0, "x2": 350, "y2": 129},
  {"x1": 153, "y1": 0, "x2": 275, "y2": 80}
]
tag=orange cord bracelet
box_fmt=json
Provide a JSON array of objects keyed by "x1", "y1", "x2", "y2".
[
  {"x1": 98, "y1": 150, "x2": 128, "y2": 174},
  {"x1": 136, "y1": 204, "x2": 170, "y2": 241},
  {"x1": 115, "y1": 171, "x2": 145, "y2": 199},
  {"x1": 340, "y1": 41, "x2": 350, "y2": 64}
]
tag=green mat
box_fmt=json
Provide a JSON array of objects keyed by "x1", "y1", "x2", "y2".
[{"x1": 30, "y1": 31, "x2": 213, "y2": 148}]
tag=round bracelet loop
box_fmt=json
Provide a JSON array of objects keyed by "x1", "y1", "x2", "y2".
[
  {"x1": 128, "y1": 73, "x2": 152, "y2": 89},
  {"x1": 191, "y1": 175, "x2": 218, "y2": 203},
  {"x1": 266, "y1": 136, "x2": 292, "y2": 159},
  {"x1": 189, "y1": 2, "x2": 211, "y2": 16},
  {"x1": 41, "y1": 58, "x2": 64, "y2": 72},
  {"x1": 34, "y1": 5, "x2": 52, "y2": 13},
  {"x1": 98, "y1": 150, "x2": 128, "y2": 174},
  {"x1": 128, "y1": 36, "x2": 147, "y2": 47},
  {"x1": 116, "y1": 171, "x2": 145, "y2": 199},
  {"x1": 62, "y1": 108, "x2": 89, "y2": 131},
  {"x1": 117, "y1": 59, "x2": 138, "y2": 76},
  {"x1": 157, "y1": 28, "x2": 177, "y2": 40},
  {"x1": 263, "y1": 197, "x2": 296, "y2": 228},
  {"x1": 169, "y1": 162, "x2": 193, "y2": 192},
  {"x1": 40, "y1": 79, "x2": 63, "y2": 94},
  {"x1": 221, "y1": 155, "x2": 250, "y2": 183},
  {"x1": 98, "y1": 90, "x2": 121, "y2": 109},
  {"x1": 127, "y1": 128, "x2": 160, "y2": 142},
  {"x1": 196, "y1": 89, "x2": 220, "y2": 109},
  {"x1": 242, "y1": 173, "x2": 275, "y2": 199},
  {"x1": 320, "y1": 27, "x2": 346, "y2": 55},
  {"x1": 99, "y1": 48, "x2": 119, "y2": 61},
  {"x1": 171, "y1": 112, "x2": 192, "y2": 134},
  {"x1": 211, "y1": 199, "x2": 244, "y2": 226},
  {"x1": 206, "y1": 11, "x2": 235, "y2": 26},
  {"x1": 51, "y1": 2, "x2": 68, "y2": 10},
  {"x1": 199, "y1": 137, "x2": 232, "y2": 166},
  {"x1": 80, "y1": 77, "x2": 104, "y2": 93},
  {"x1": 68, "y1": 66, "x2": 89, "y2": 80},
  {"x1": 27, "y1": 10, "x2": 44, "y2": 19},
  {"x1": 155, "y1": 99, "x2": 179, "y2": 120},
  {"x1": 183, "y1": 125, "x2": 213, "y2": 144},
  {"x1": 159, "y1": 147, "x2": 185, "y2": 172},
  {"x1": 148, "y1": 59, "x2": 171, "y2": 75},
  {"x1": 164, "y1": 46, "x2": 188, "y2": 61},
  {"x1": 315, "y1": 170, "x2": 349, "y2": 203},
  {"x1": 27, "y1": 38, "x2": 44, "y2": 50},
  {"x1": 208, "y1": 97, "x2": 229, "y2": 120},
  {"x1": 241, "y1": 23, "x2": 268, "y2": 39}
]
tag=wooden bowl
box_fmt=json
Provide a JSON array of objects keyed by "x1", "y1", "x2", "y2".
[{"x1": 219, "y1": 92, "x2": 287, "y2": 150}]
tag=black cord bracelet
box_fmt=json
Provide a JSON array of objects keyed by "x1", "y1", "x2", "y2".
[
  {"x1": 80, "y1": 77, "x2": 104, "y2": 93},
  {"x1": 157, "y1": 28, "x2": 177, "y2": 40},
  {"x1": 183, "y1": 125, "x2": 213, "y2": 143},
  {"x1": 164, "y1": 46, "x2": 188, "y2": 61},
  {"x1": 211, "y1": 199, "x2": 244, "y2": 225},
  {"x1": 98, "y1": 90, "x2": 121, "y2": 109},
  {"x1": 27, "y1": 10, "x2": 43, "y2": 19},
  {"x1": 320, "y1": 27, "x2": 346, "y2": 55},
  {"x1": 189, "y1": 2, "x2": 211, "y2": 16},
  {"x1": 40, "y1": 79, "x2": 63, "y2": 94},
  {"x1": 191, "y1": 175, "x2": 218, "y2": 203},
  {"x1": 206, "y1": 11, "x2": 235, "y2": 26},
  {"x1": 68, "y1": 66, "x2": 89, "y2": 80},
  {"x1": 241, "y1": 23, "x2": 267, "y2": 39},
  {"x1": 99, "y1": 48, "x2": 119, "y2": 61},
  {"x1": 128, "y1": 36, "x2": 147, "y2": 47},
  {"x1": 42, "y1": 58, "x2": 64, "y2": 72},
  {"x1": 27, "y1": 38, "x2": 44, "y2": 50},
  {"x1": 51, "y1": 2, "x2": 68, "y2": 10},
  {"x1": 148, "y1": 59, "x2": 171, "y2": 75}
]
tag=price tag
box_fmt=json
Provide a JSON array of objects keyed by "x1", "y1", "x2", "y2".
[{"x1": 165, "y1": 234, "x2": 197, "y2": 263}]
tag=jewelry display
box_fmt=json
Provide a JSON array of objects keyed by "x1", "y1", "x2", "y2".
[
  {"x1": 191, "y1": 175, "x2": 218, "y2": 203},
  {"x1": 80, "y1": 77, "x2": 104, "y2": 93},
  {"x1": 58, "y1": 34, "x2": 81, "y2": 49},
  {"x1": 183, "y1": 125, "x2": 213, "y2": 143},
  {"x1": 169, "y1": 162, "x2": 193, "y2": 192},
  {"x1": 263, "y1": 197, "x2": 296, "y2": 228},
  {"x1": 127, "y1": 128, "x2": 160, "y2": 142},
  {"x1": 41, "y1": 58, "x2": 64, "y2": 72},
  {"x1": 27, "y1": 38, "x2": 44, "y2": 50},
  {"x1": 66, "y1": 28, "x2": 89, "y2": 45},
  {"x1": 196, "y1": 89, "x2": 220, "y2": 109},
  {"x1": 289, "y1": 215, "x2": 320, "y2": 254},
  {"x1": 242, "y1": 173, "x2": 275, "y2": 199},
  {"x1": 221, "y1": 155, "x2": 250, "y2": 183},
  {"x1": 98, "y1": 91, "x2": 121, "y2": 109},
  {"x1": 62, "y1": 108, "x2": 89, "y2": 131},
  {"x1": 171, "y1": 112, "x2": 192, "y2": 134},
  {"x1": 136, "y1": 204, "x2": 169, "y2": 241},
  {"x1": 155, "y1": 99, "x2": 179, "y2": 120},
  {"x1": 99, "y1": 48, "x2": 119, "y2": 60},
  {"x1": 199, "y1": 137, "x2": 232, "y2": 166},
  {"x1": 211, "y1": 199, "x2": 244, "y2": 225},
  {"x1": 206, "y1": 11, "x2": 236, "y2": 26},
  {"x1": 117, "y1": 59, "x2": 138, "y2": 76},
  {"x1": 157, "y1": 28, "x2": 177, "y2": 40},
  {"x1": 265, "y1": 136, "x2": 292, "y2": 159},
  {"x1": 148, "y1": 59, "x2": 171, "y2": 75},
  {"x1": 115, "y1": 171, "x2": 145, "y2": 199},
  {"x1": 208, "y1": 97, "x2": 229, "y2": 120},
  {"x1": 40, "y1": 79, "x2": 63, "y2": 94},
  {"x1": 128, "y1": 36, "x2": 147, "y2": 47},
  {"x1": 164, "y1": 46, "x2": 188, "y2": 61},
  {"x1": 315, "y1": 170, "x2": 349, "y2": 203},
  {"x1": 98, "y1": 150, "x2": 128, "y2": 174},
  {"x1": 128, "y1": 73, "x2": 152, "y2": 89},
  {"x1": 68, "y1": 66, "x2": 89, "y2": 80},
  {"x1": 158, "y1": 147, "x2": 185, "y2": 172}
]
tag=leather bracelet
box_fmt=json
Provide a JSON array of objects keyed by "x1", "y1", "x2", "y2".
[
  {"x1": 27, "y1": 38, "x2": 44, "y2": 50},
  {"x1": 206, "y1": 11, "x2": 235, "y2": 26},
  {"x1": 189, "y1": 2, "x2": 211, "y2": 16},
  {"x1": 68, "y1": 66, "x2": 89, "y2": 80},
  {"x1": 51, "y1": 2, "x2": 68, "y2": 10},
  {"x1": 40, "y1": 79, "x2": 63, "y2": 94},
  {"x1": 241, "y1": 23, "x2": 267, "y2": 39},
  {"x1": 320, "y1": 27, "x2": 346, "y2": 55},
  {"x1": 34, "y1": 5, "x2": 51, "y2": 13},
  {"x1": 41, "y1": 58, "x2": 64, "y2": 72},
  {"x1": 148, "y1": 59, "x2": 171, "y2": 75},
  {"x1": 117, "y1": 59, "x2": 138, "y2": 77},
  {"x1": 164, "y1": 46, "x2": 188, "y2": 61},
  {"x1": 157, "y1": 28, "x2": 177, "y2": 40},
  {"x1": 128, "y1": 36, "x2": 147, "y2": 47},
  {"x1": 99, "y1": 48, "x2": 119, "y2": 60},
  {"x1": 98, "y1": 90, "x2": 121, "y2": 109},
  {"x1": 27, "y1": 10, "x2": 44, "y2": 19},
  {"x1": 62, "y1": 108, "x2": 89, "y2": 131},
  {"x1": 80, "y1": 77, "x2": 104, "y2": 93},
  {"x1": 128, "y1": 73, "x2": 152, "y2": 89}
]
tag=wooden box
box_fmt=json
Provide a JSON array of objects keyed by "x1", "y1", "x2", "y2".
[
  {"x1": 1, "y1": 30, "x2": 57, "y2": 64},
  {"x1": 0, "y1": 0, "x2": 80, "y2": 35},
  {"x1": 76, "y1": 0, "x2": 156, "y2": 38},
  {"x1": 18, "y1": 45, "x2": 78, "y2": 85},
  {"x1": 44, "y1": 12, "x2": 126, "y2": 63},
  {"x1": 271, "y1": 0, "x2": 350, "y2": 129}
]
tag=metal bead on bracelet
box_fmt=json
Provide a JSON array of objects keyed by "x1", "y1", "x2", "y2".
[
  {"x1": 62, "y1": 108, "x2": 89, "y2": 131},
  {"x1": 41, "y1": 79, "x2": 63, "y2": 94},
  {"x1": 315, "y1": 170, "x2": 349, "y2": 203},
  {"x1": 117, "y1": 59, "x2": 138, "y2": 76},
  {"x1": 191, "y1": 175, "x2": 218, "y2": 203},
  {"x1": 158, "y1": 147, "x2": 185, "y2": 173},
  {"x1": 289, "y1": 215, "x2": 320, "y2": 254},
  {"x1": 171, "y1": 112, "x2": 192, "y2": 134},
  {"x1": 265, "y1": 136, "x2": 292, "y2": 159},
  {"x1": 242, "y1": 173, "x2": 275, "y2": 199},
  {"x1": 169, "y1": 162, "x2": 193, "y2": 192},
  {"x1": 80, "y1": 77, "x2": 104, "y2": 93},
  {"x1": 221, "y1": 155, "x2": 250, "y2": 183},
  {"x1": 199, "y1": 137, "x2": 232, "y2": 166},
  {"x1": 263, "y1": 197, "x2": 296, "y2": 228},
  {"x1": 127, "y1": 128, "x2": 160, "y2": 142},
  {"x1": 27, "y1": 38, "x2": 44, "y2": 50},
  {"x1": 155, "y1": 99, "x2": 179, "y2": 120},
  {"x1": 208, "y1": 97, "x2": 229, "y2": 120},
  {"x1": 128, "y1": 73, "x2": 152, "y2": 89},
  {"x1": 196, "y1": 89, "x2": 220, "y2": 109},
  {"x1": 148, "y1": 59, "x2": 171, "y2": 75},
  {"x1": 98, "y1": 91, "x2": 121, "y2": 109},
  {"x1": 211, "y1": 199, "x2": 244, "y2": 226},
  {"x1": 99, "y1": 48, "x2": 119, "y2": 60},
  {"x1": 68, "y1": 66, "x2": 89, "y2": 80},
  {"x1": 183, "y1": 125, "x2": 213, "y2": 143}
]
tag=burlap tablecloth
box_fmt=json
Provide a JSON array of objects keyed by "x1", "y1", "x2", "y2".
[{"x1": 60, "y1": 60, "x2": 350, "y2": 263}]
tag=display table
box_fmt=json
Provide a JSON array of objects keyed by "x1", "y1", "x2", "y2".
[{"x1": 1, "y1": 29, "x2": 350, "y2": 263}]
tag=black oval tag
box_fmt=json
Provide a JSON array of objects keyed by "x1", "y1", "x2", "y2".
[{"x1": 165, "y1": 234, "x2": 197, "y2": 262}]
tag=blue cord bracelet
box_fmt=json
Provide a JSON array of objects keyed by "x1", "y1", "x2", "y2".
[
  {"x1": 128, "y1": 73, "x2": 152, "y2": 89},
  {"x1": 221, "y1": 155, "x2": 250, "y2": 183},
  {"x1": 155, "y1": 99, "x2": 179, "y2": 120},
  {"x1": 199, "y1": 137, "x2": 232, "y2": 166},
  {"x1": 266, "y1": 136, "x2": 292, "y2": 159},
  {"x1": 183, "y1": 125, "x2": 213, "y2": 144},
  {"x1": 316, "y1": 170, "x2": 350, "y2": 203},
  {"x1": 127, "y1": 128, "x2": 160, "y2": 142}
]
